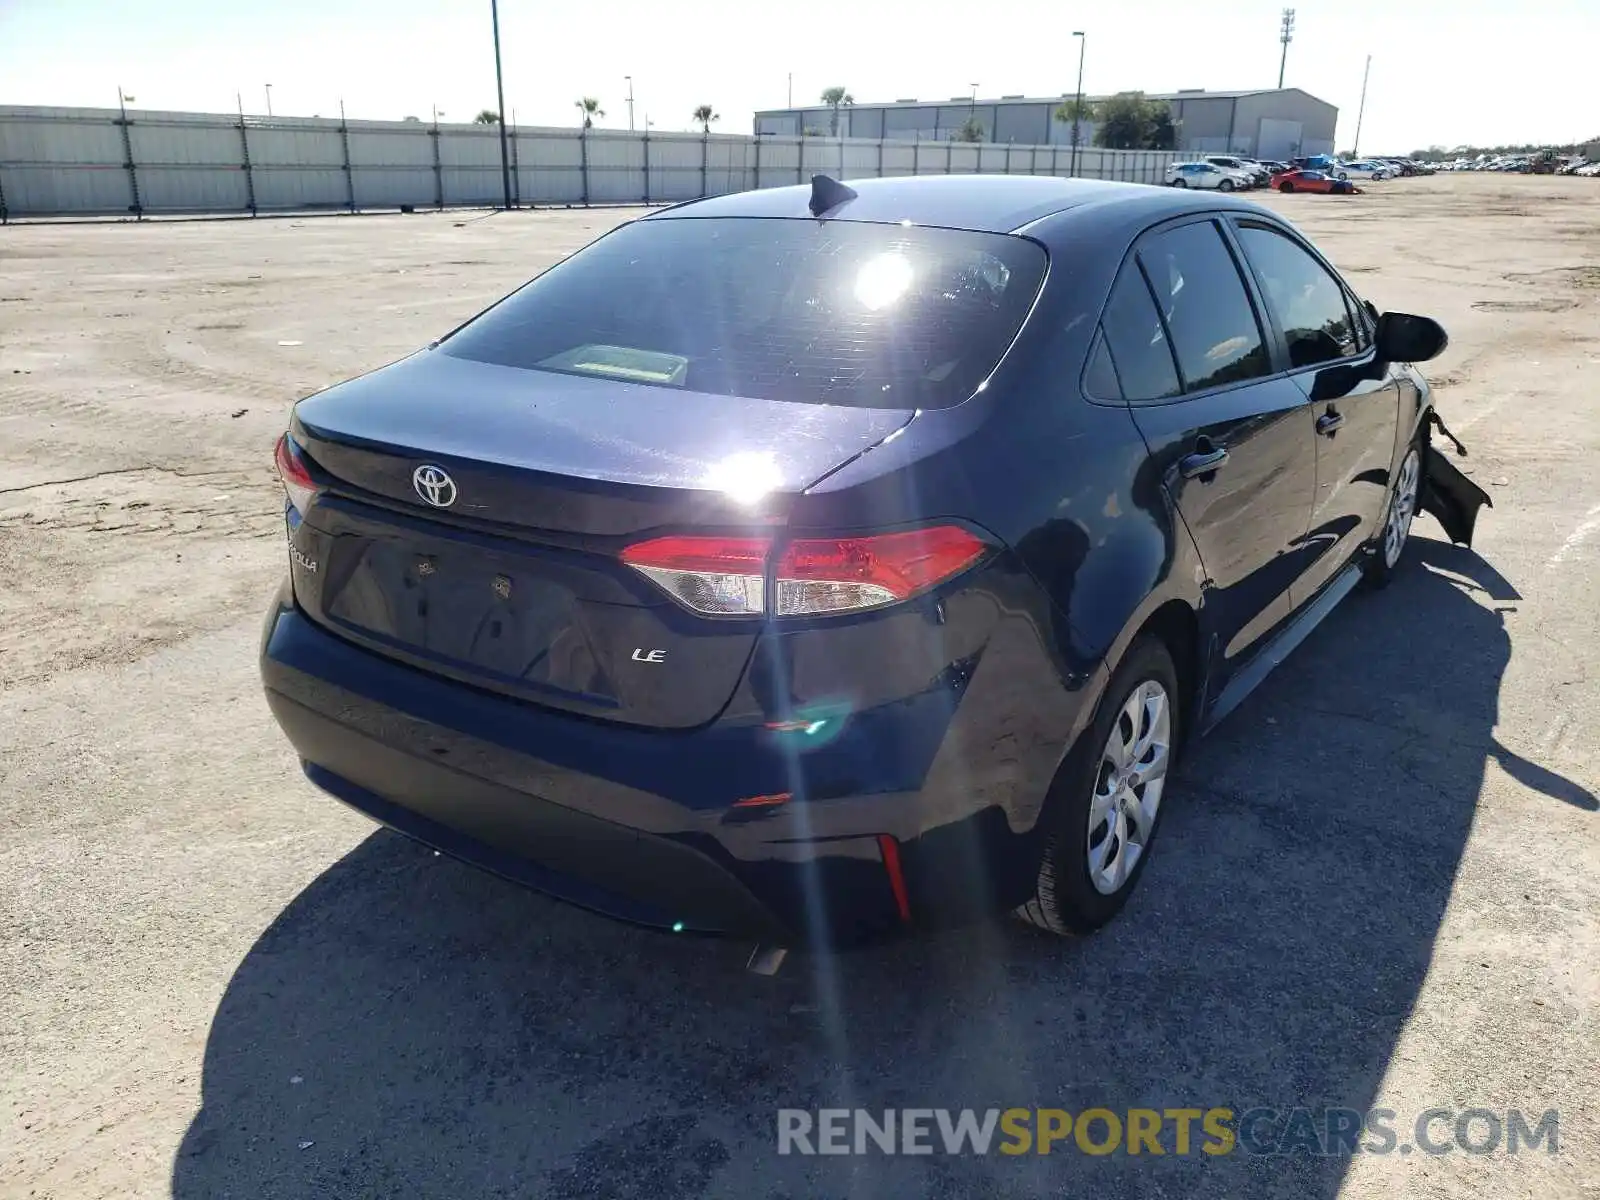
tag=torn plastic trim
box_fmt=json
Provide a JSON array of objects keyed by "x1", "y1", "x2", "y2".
[{"x1": 1419, "y1": 410, "x2": 1492, "y2": 547}]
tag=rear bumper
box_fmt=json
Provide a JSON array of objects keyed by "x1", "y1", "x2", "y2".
[
  {"x1": 268, "y1": 689, "x2": 789, "y2": 936},
  {"x1": 259, "y1": 582, "x2": 1104, "y2": 945}
]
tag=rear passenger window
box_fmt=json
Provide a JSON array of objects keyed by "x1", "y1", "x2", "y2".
[
  {"x1": 1235, "y1": 223, "x2": 1360, "y2": 368},
  {"x1": 1100, "y1": 266, "x2": 1181, "y2": 402},
  {"x1": 1084, "y1": 333, "x2": 1122, "y2": 400},
  {"x1": 1138, "y1": 222, "x2": 1271, "y2": 393}
]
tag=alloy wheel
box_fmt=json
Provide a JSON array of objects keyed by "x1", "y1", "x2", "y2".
[
  {"x1": 1384, "y1": 448, "x2": 1420, "y2": 568},
  {"x1": 1087, "y1": 680, "x2": 1172, "y2": 896}
]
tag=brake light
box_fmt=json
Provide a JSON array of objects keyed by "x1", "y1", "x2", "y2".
[
  {"x1": 774, "y1": 527, "x2": 988, "y2": 616},
  {"x1": 274, "y1": 433, "x2": 319, "y2": 515},
  {"x1": 620, "y1": 536, "x2": 769, "y2": 614},
  {"x1": 620, "y1": 526, "x2": 988, "y2": 617}
]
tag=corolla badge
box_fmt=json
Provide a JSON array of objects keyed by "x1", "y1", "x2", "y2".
[{"x1": 412, "y1": 464, "x2": 457, "y2": 508}]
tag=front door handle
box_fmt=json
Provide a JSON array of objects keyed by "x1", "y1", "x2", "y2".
[
  {"x1": 1179, "y1": 446, "x2": 1230, "y2": 479},
  {"x1": 1317, "y1": 409, "x2": 1345, "y2": 436}
]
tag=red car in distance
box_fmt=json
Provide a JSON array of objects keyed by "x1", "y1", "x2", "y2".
[{"x1": 1271, "y1": 169, "x2": 1359, "y2": 195}]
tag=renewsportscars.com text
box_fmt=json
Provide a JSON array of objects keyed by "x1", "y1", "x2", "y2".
[{"x1": 777, "y1": 1107, "x2": 1560, "y2": 1157}]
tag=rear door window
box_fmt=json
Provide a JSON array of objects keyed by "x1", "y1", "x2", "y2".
[
  {"x1": 1099, "y1": 265, "x2": 1181, "y2": 402},
  {"x1": 440, "y1": 217, "x2": 1047, "y2": 410},
  {"x1": 1137, "y1": 221, "x2": 1271, "y2": 393},
  {"x1": 1084, "y1": 332, "x2": 1123, "y2": 400}
]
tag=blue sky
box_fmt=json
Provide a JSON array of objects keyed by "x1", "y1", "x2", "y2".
[{"x1": 0, "y1": 0, "x2": 1593, "y2": 150}]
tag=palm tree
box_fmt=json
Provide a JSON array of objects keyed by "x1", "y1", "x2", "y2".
[
  {"x1": 1053, "y1": 97, "x2": 1097, "y2": 126},
  {"x1": 575, "y1": 97, "x2": 604, "y2": 129},
  {"x1": 952, "y1": 115, "x2": 984, "y2": 143},
  {"x1": 473, "y1": 109, "x2": 500, "y2": 124},
  {"x1": 1054, "y1": 96, "x2": 1097, "y2": 156},
  {"x1": 693, "y1": 105, "x2": 719, "y2": 134},
  {"x1": 820, "y1": 86, "x2": 853, "y2": 136}
]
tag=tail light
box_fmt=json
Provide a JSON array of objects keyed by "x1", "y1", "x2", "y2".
[
  {"x1": 274, "y1": 433, "x2": 319, "y2": 515},
  {"x1": 620, "y1": 525, "x2": 989, "y2": 617},
  {"x1": 619, "y1": 536, "x2": 769, "y2": 615}
]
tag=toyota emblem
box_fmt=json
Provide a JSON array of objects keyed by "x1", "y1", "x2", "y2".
[{"x1": 412, "y1": 464, "x2": 457, "y2": 508}]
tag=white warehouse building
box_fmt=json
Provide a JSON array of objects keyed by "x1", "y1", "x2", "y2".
[{"x1": 755, "y1": 87, "x2": 1338, "y2": 161}]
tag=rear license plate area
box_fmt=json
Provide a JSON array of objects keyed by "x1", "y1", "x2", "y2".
[{"x1": 324, "y1": 537, "x2": 592, "y2": 685}]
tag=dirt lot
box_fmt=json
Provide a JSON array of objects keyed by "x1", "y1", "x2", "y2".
[{"x1": 3, "y1": 174, "x2": 1598, "y2": 1199}]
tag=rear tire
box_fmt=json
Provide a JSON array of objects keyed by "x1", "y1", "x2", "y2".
[
  {"x1": 1337, "y1": 171, "x2": 1349, "y2": 180},
  {"x1": 1018, "y1": 637, "x2": 1181, "y2": 937},
  {"x1": 1170, "y1": 178, "x2": 1188, "y2": 188}
]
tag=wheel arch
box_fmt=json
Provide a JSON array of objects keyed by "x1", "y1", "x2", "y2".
[{"x1": 1129, "y1": 599, "x2": 1202, "y2": 746}]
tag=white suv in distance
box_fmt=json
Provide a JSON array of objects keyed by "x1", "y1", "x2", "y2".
[
  {"x1": 1337, "y1": 160, "x2": 1391, "y2": 180},
  {"x1": 1166, "y1": 161, "x2": 1248, "y2": 191},
  {"x1": 1204, "y1": 155, "x2": 1268, "y2": 186}
]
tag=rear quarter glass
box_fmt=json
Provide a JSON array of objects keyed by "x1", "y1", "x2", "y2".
[{"x1": 438, "y1": 217, "x2": 1048, "y2": 410}]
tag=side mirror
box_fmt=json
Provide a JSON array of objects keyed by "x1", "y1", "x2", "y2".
[{"x1": 1374, "y1": 311, "x2": 1448, "y2": 363}]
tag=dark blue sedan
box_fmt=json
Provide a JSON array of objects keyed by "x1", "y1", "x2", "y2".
[{"x1": 260, "y1": 174, "x2": 1489, "y2": 951}]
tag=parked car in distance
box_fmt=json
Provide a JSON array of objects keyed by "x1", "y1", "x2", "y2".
[
  {"x1": 1289, "y1": 154, "x2": 1339, "y2": 173},
  {"x1": 1270, "y1": 169, "x2": 1358, "y2": 194},
  {"x1": 1167, "y1": 161, "x2": 1246, "y2": 190},
  {"x1": 261, "y1": 174, "x2": 1490, "y2": 953},
  {"x1": 1336, "y1": 161, "x2": 1390, "y2": 181},
  {"x1": 1205, "y1": 155, "x2": 1268, "y2": 186}
]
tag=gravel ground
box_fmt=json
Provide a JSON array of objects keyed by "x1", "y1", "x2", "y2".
[{"x1": 2, "y1": 174, "x2": 1597, "y2": 1199}]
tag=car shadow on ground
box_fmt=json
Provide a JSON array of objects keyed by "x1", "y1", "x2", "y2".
[{"x1": 173, "y1": 536, "x2": 1592, "y2": 1200}]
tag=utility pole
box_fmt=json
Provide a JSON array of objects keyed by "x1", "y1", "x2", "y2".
[
  {"x1": 1070, "y1": 31, "x2": 1086, "y2": 177},
  {"x1": 1352, "y1": 54, "x2": 1372, "y2": 157},
  {"x1": 1278, "y1": 9, "x2": 1296, "y2": 89},
  {"x1": 489, "y1": 0, "x2": 513, "y2": 209},
  {"x1": 625, "y1": 75, "x2": 635, "y2": 132},
  {"x1": 787, "y1": 73, "x2": 793, "y2": 108},
  {"x1": 264, "y1": 83, "x2": 273, "y2": 116}
]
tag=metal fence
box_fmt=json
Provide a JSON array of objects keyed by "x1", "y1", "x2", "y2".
[{"x1": 0, "y1": 105, "x2": 1180, "y2": 221}]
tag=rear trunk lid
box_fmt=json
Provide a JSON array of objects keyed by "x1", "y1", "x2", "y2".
[{"x1": 287, "y1": 350, "x2": 914, "y2": 729}]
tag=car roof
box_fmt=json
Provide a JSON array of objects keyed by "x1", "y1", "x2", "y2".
[{"x1": 644, "y1": 174, "x2": 1200, "y2": 236}]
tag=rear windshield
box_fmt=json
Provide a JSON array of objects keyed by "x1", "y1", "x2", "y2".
[{"x1": 439, "y1": 216, "x2": 1047, "y2": 409}]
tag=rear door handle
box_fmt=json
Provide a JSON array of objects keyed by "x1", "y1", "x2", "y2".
[
  {"x1": 1179, "y1": 447, "x2": 1230, "y2": 478},
  {"x1": 1317, "y1": 410, "x2": 1345, "y2": 436}
]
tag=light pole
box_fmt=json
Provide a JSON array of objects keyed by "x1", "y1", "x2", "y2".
[
  {"x1": 1278, "y1": 9, "x2": 1296, "y2": 89},
  {"x1": 264, "y1": 83, "x2": 273, "y2": 116},
  {"x1": 1070, "y1": 31, "x2": 1086, "y2": 177},
  {"x1": 1352, "y1": 54, "x2": 1372, "y2": 158},
  {"x1": 625, "y1": 76, "x2": 635, "y2": 132},
  {"x1": 432, "y1": 104, "x2": 444, "y2": 125},
  {"x1": 489, "y1": 0, "x2": 513, "y2": 209}
]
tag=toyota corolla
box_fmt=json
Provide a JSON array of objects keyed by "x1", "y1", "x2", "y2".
[{"x1": 260, "y1": 175, "x2": 1490, "y2": 950}]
